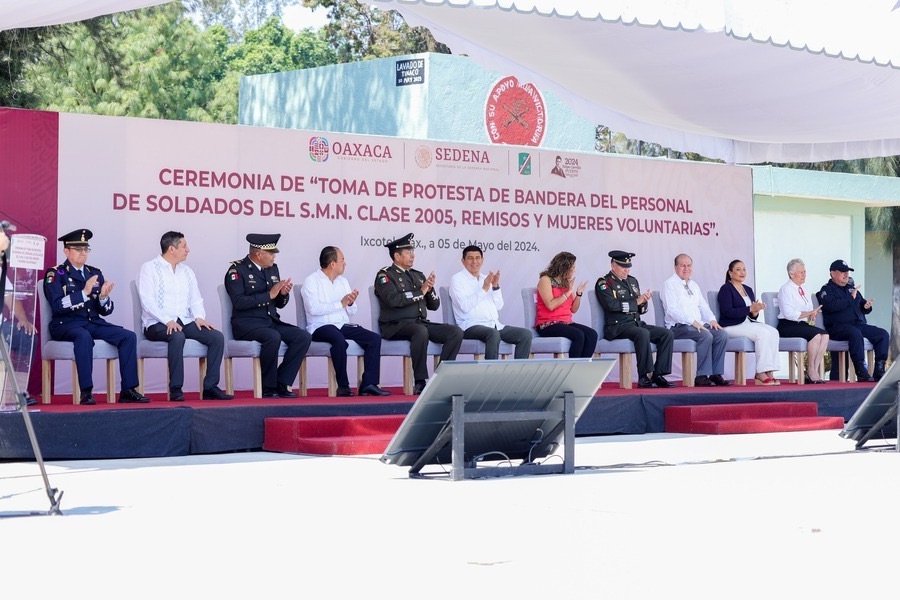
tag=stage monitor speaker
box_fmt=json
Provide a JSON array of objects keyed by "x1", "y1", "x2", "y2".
[
  {"x1": 380, "y1": 358, "x2": 614, "y2": 477},
  {"x1": 840, "y1": 361, "x2": 899, "y2": 449}
]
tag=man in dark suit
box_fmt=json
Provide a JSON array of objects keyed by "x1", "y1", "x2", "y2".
[
  {"x1": 43, "y1": 229, "x2": 149, "y2": 405},
  {"x1": 224, "y1": 233, "x2": 310, "y2": 398},
  {"x1": 373, "y1": 233, "x2": 463, "y2": 394},
  {"x1": 818, "y1": 259, "x2": 889, "y2": 382}
]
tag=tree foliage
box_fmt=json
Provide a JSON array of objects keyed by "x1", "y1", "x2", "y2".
[
  {"x1": 11, "y1": 2, "x2": 334, "y2": 123},
  {"x1": 303, "y1": 0, "x2": 448, "y2": 62}
]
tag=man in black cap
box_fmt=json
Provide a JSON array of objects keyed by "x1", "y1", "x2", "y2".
[
  {"x1": 224, "y1": 233, "x2": 311, "y2": 397},
  {"x1": 818, "y1": 259, "x2": 889, "y2": 382},
  {"x1": 374, "y1": 233, "x2": 463, "y2": 394},
  {"x1": 43, "y1": 229, "x2": 150, "y2": 404},
  {"x1": 597, "y1": 250, "x2": 674, "y2": 388}
]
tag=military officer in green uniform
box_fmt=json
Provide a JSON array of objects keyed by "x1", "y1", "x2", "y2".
[
  {"x1": 373, "y1": 233, "x2": 463, "y2": 394},
  {"x1": 596, "y1": 250, "x2": 674, "y2": 388}
]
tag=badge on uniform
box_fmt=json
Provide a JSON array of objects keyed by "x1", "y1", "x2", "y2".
[
  {"x1": 598, "y1": 282, "x2": 607, "y2": 290},
  {"x1": 45, "y1": 271, "x2": 55, "y2": 284},
  {"x1": 378, "y1": 275, "x2": 388, "y2": 284},
  {"x1": 229, "y1": 272, "x2": 238, "y2": 281},
  {"x1": 405, "y1": 291, "x2": 413, "y2": 299}
]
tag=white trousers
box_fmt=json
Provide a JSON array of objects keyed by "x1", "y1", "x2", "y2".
[{"x1": 723, "y1": 319, "x2": 781, "y2": 373}]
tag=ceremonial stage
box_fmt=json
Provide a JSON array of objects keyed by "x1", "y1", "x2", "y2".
[{"x1": 0, "y1": 378, "x2": 871, "y2": 460}]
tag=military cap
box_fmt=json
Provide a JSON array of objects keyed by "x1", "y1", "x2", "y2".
[
  {"x1": 386, "y1": 233, "x2": 414, "y2": 255},
  {"x1": 59, "y1": 228, "x2": 92, "y2": 246},
  {"x1": 829, "y1": 259, "x2": 853, "y2": 272},
  {"x1": 609, "y1": 250, "x2": 635, "y2": 268},
  {"x1": 246, "y1": 233, "x2": 280, "y2": 253}
]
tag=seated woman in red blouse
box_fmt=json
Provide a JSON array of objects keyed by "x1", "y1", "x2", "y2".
[{"x1": 534, "y1": 251, "x2": 597, "y2": 358}]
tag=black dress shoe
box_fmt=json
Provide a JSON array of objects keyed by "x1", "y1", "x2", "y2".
[
  {"x1": 262, "y1": 388, "x2": 279, "y2": 398},
  {"x1": 169, "y1": 387, "x2": 185, "y2": 401},
  {"x1": 412, "y1": 381, "x2": 427, "y2": 395},
  {"x1": 80, "y1": 394, "x2": 96, "y2": 405},
  {"x1": 694, "y1": 375, "x2": 713, "y2": 387},
  {"x1": 336, "y1": 386, "x2": 354, "y2": 397},
  {"x1": 637, "y1": 376, "x2": 655, "y2": 388},
  {"x1": 277, "y1": 385, "x2": 298, "y2": 398},
  {"x1": 709, "y1": 374, "x2": 731, "y2": 387},
  {"x1": 119, "y1": 388, "x2": 151, "y2": 403},
  {"x1": 652, "y1": 375, "x2": 674, "y2": 388},
  {"x1": 202, "y1": 386, "x2": 233, "y2": 400},
  {"x1": 359, "y1": 384, "x2": 391, "y2": 396},
  {"x1": 25, "y1": 396, "x2": 38, "y2": 406}
]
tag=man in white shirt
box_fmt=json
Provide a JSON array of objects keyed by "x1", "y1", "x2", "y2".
[
  {"x1": 449, "y1": 245, "x2": 532, "y2": 360},
  {"x1": 301, "y1": 246, "x2": 390, "y2": 397},
  {"x1": 662, "y1": 253, "x2": 730, "y2": 386},
  {"x1": 138, "y1": 231, "x2": 231, "y2": 401}
]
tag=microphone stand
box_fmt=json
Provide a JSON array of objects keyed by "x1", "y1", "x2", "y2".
[{"x1": 0, "y1": 229, "x2": 63, "y2": 517}]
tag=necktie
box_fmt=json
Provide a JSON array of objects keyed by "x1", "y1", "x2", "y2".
[{"x1": 798, "y1": 286, "x2": 805, "y2": 299}]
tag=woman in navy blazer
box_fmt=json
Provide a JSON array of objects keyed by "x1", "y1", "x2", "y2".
[{"x1": 717, "y1": 259, "x2": 781, "y2": 385}]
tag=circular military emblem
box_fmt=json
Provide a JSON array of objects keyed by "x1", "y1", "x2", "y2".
[
  {"x1": 414, "y1": 145, "x2": 432, "y2": 168},
  {"x1": 485, "y1": 76, "x2": 546, "y2": 147}
]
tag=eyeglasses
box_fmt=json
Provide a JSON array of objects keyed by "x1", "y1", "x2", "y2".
[{"x1": 66, "y1": 246, "x2": 91, "y2": 253}]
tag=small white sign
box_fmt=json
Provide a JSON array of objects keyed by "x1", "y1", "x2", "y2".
[{"x1": 8, "y1": 234, "x2": 46, "y2": 270}]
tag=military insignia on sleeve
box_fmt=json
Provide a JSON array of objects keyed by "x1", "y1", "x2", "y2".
[
  {"x1": 598, "y1": 282, "x2": 607, "y2": 290},
  {"x1": 378, "y1": 275, "x2": 388, "y2": 284},
  {"x1": 45, "y1": 271, "x2": 55, "y2": 284},
  {"x1": 229, "y1": 272, "x2": 238, "y2": 281}
]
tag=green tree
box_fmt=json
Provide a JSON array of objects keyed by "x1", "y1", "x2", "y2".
[
  {"x1": 0, "y1": 26, "x2": 64, "y2": 107},
  {"x1": 24, "y1": 4, "x2": 220, "y2": 121},
  {"x1": 303, "y1": 0, "x2": 448, "y2": 62}
]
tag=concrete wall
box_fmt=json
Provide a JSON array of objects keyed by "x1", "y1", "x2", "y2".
[{"x1": 240, "y1": 53, "x2": 596, "y2": 151}]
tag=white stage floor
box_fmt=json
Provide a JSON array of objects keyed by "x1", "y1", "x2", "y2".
[{"x1": 3, "y1": 430, "x2": 899, "y2": 599}]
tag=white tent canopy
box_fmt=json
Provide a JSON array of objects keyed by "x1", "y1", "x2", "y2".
[
  {"x1": 0, "y1": 0, "x2": 169, "y2": 30},
  {"x1": 363, "y1": 0, "x2": 900, "y2": 164},
  {"x1": 6, "y1": 0, "x2": 900, "y2": 163}
]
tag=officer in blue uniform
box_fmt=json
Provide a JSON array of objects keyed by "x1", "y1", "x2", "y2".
[
  {"x1": 596, "y1": 250, "x2": 674, "y2": 388},
  {"x1": 373, "y1": 233, "x2": 463, "y2": 395},
  {"x1": 818, "y1": 259, "x2": 889, "y2": 382},
  {"x1": 224, "y1": 233, "x2": 311, "y2": 398},
  {"x1": 43, "y1": 229, "x2": 149, "y2": 404}
]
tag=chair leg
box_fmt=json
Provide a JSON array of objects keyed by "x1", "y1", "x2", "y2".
[
  {"x1": 734, "y1": 352, "x2": 746, "y2": 385},
  {"x1": 106, "y1": 359, "x2": 116, "y2": 403},
  {"x1": 137, "y1": 357, "x2": 145, "y2": 394},
  {"x1": 198, "y1": 357, "x2": 208, "y2": 393},
  {"x1": 252, "y1": 357, "x2": 262, "y2": 398},
  {"x1": 327, "y1": 358, "x2": 337, "y2": 397},
  {"x1": 402, "y1": 357, "x2": 413, "y2": 395},
  {"x1": 682, "y1": 353, "x2": 695, "y2": 387},
  {"x1": 789, "y1": 352, "x2": 798, "y2": 384},
  {"x1": 224, "y1": 357, "x2": 234, "y2": 395},
  {"x1": 357, "y1": 357, "x2": 364, "y2": 389},
  {"x1": 42, "y1": 360, "x2": 52, "y2": 404},
  {"x1": 618, "y1": 353, "x2": 632, "y2": 389},
  {"x1": 72, "y1": 362, "x2": 79, "y2": 405},
  {"x1": 838, "y1": 353, "x2": 847, "y2": 382},
  {"x1": 299, "y1": 358, "x2": 308, "y2": 396}
]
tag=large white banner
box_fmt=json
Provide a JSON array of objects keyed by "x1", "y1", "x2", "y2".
[{"x1": 56, "y1": 114, "x2": 752, "y2": 392}]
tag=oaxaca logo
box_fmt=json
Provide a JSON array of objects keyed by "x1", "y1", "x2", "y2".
[
  {"x1": 309, "y1": 137, "x2": 329, "y2": 162},
  {"x1": 331, "y1": 141, "x2": 393, "y2": 160},
  {"x1": 485, "y1": 75, "x2": 546, "y2": 147}
]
